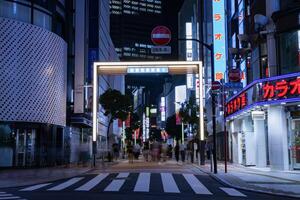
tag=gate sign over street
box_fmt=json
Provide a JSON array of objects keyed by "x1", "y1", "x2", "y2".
[{"x1": 151, "y1": 26, "x2": 171, "y2": 46}]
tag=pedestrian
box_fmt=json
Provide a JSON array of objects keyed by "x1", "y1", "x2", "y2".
[
  {"x1": 127, "y1": 142, "x2": 133, "y2": 163},
  {"x1": 175, "y1": 143, "x2": 180, "y2": 162},
  {"x1": 167, "y1": 144, "x2": 173, "y2": 159},
  {"x1": 180, "y1": 141, "x2": 186, "y2": 163},
  {"x1": 133, "y1": 143, "x2": 141, "y2": 159},
  {"x1": 161, "y1": 141, "x2": 168, "y2": 161},
  {"x1": 143, "y1": 140, "x2": 150, "y2": 161},
  {"x1": 112, "y1": 143, "x2": 119, "y2": 161}
]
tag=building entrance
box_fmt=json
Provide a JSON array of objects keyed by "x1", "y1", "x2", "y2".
[
  {"x1": 291, "y1": 119, "x2": 300, "y2": 169},
  {"x1": 15, "y1": 129, "x2": 36, "y2": 167}
]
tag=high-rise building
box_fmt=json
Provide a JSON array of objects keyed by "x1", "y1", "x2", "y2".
[
  {"x1": 110, "y1": 0, "x2": 183, "y2": 61},
  {"x1": 0, "y1": 0, "x2": 122, "y2": 167}
]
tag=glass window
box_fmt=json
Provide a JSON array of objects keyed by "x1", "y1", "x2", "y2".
[
  {"x1": 33, "y1": 9, "x2": 52, "y2": 30},
  {"x1": 0, "y1": 1, "x2": 31, "y2": 23},
  {"x1": 279, "y1": 30, "x2": 300, "y2": 75}
]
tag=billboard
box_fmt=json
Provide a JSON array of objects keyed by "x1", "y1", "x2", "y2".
[{"x1": 212, "y1": 0, "x2": 227, "y2": 81}]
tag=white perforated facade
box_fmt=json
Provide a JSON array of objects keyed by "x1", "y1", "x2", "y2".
[{"x1": 0, "y1": 17, "x2": 67, "y2": 126}]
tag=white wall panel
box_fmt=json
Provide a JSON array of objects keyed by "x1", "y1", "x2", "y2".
[{"x1": 0, "y1": 17, "x2": 67, "y2": 126}]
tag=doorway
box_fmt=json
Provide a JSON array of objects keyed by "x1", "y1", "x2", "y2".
[
  {"x1": 15, "y1": 129, "x2": 36, "y2": 167},
  {"x1": 290, "y1": 119, "x2": 300, "y2": 169}
]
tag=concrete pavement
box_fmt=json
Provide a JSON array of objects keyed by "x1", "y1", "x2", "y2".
[{"x1": 194, "y1": 162, "x2": 300, "y2": 198}]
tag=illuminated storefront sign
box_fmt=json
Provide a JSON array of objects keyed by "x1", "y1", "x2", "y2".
[
  {"x1": 226, "y1": 73, "x2": 300, "y2": 117},
  {"x1": 127, "y1": 67, "x2": 168, "y2": 73},
  {"x1": 226, "y1": 92, "x2": 247, "y2": 116},
  {"x1": 263, "y1": 77, "x2": 300, "y2": 100},
  {"x1": 212, "y1": 0, "x2": 227, "y2": 81}
]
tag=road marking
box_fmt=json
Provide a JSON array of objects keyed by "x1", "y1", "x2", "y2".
[
  {"x1": 134, "y1": 173, "x2": 150, "y2": 192},
  {"x1": 104, "y1": 180, "x2": 125, "y2": 192},
  {"x1": 20, "y1": 183, "x2": 52, "y2": 191},
  {"x1": 75, "y1": 173, "x2": 109, "y2": 191},
  {"x1": 183, "y1": 174, "x2": 212, "y2": 195},
  {"x1": 0, "y1": 197, "x2": 20, "y2": 200},
  {"x1": 104, "y1": 173, "x2": 129, "y2": 192},
  {"x1": 161, "y1": 173, "x2": 180, "y2": 193},
  {"x1": 47, "y1": 177, "x2": 84, "y2": 191},
  {"x1": 116, "y1": 172, "x2": 129, "y2": 179},
  {"x1": 0, "y1": 195, "x2": 12, "y2": 197},
  {"x1": 220, "y1": 187, "x2": 247, "y2": 197}
]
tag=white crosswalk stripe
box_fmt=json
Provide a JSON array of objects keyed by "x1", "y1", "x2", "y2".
[
  {"x1": 220, "y1": 187, "x2": 247, "y2": 197},
  {"x1": 104, "y1": 173, "x2": 129, "y2": 192},
  {"x1": 48, "y1": 177, "x2": 84, "y2": 191},
  {"x1": 0, "y1": 192, "x2": 25, "y2": 200},
  {"x1": 134, "y1": 172, "x2": 150, "y2": 192},
  {"x1": 183, "y1": 174, "x2": 212, "y2": 195},
  {"x1": 75, "y1": 173, "x2": 109, "y2": 191},
  {"x1": 161, "y1": 173, "x2": 180, "y2": 193},
  {"x1": 20, "y1": 183, "x2": 52, "y2": 191},
  {"x1": 17, "y1": 172, "x2": 247, "y2": 197}
]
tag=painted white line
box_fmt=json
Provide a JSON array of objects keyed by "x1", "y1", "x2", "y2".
[
  {"x1": 20, "y1": 183, "x2": 52, "y2": 191},
  {"x1": 75, "y1": 173, "x2": 109, "y2": 191},
  {"x1": 134, "y1": 173, "x2": 150, "y2": 192},
  {"x1": 47, "y1": 177, "x2": 84, "y2": 191},
  {"x1": 183, "y1": 174, "x2": 212, "y2": 195},
  {"x1": 104, "y1": 179, "x2": 125, "y2": 192},
  {"x1": 0, "y1": 195, "x2": 12, "y2": 197},
  {"x1": 0, "y1": 193, "x2": 5, "y2": 194},
  {"x1": 161, "y1": 173, "x2": 180, "y2": 193},
  {"x1": 0, "y1": 197, "x2": 20, "y2": 200},
  {"x1": 220, "y1": 187, "x2": 247, "y2": 197},
  {"x1": 116, "y1": 172, "x2": 129, "y2": 179}
]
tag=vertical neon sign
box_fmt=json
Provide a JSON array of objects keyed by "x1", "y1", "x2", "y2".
[{"x1": 212, "y1": 0, "x2": 227, "y2": 81}]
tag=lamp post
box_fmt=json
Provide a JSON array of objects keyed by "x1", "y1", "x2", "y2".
[{"x1": 178, "y1": 38, "x2": 218, "y2": 173}]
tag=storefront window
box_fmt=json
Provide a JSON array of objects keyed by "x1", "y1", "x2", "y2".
[
  {"x1": 279, "y1": 30, "x2": 300, "y2": 75},
  {"x1": 0, "y1": 1, "x2": 31, "y2": 23}
]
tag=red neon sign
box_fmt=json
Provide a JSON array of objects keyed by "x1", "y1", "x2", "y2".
[
  {"x1": 226, "y1": 92, "x2": 247, "y2": 116},
  {"x1": 263, "y1": 78, "x2": 300, "y2": 100}
]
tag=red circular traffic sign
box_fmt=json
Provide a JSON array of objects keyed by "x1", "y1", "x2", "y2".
[
  {"x1": 211, "y1": 81, "x2": 221, "y2": 91},
  {"x1": 228, "y1": 68, "x2": 241, "y2": 82},
  {"x1": 151, "y1": 26, "x2": 171, "y2": 46}
]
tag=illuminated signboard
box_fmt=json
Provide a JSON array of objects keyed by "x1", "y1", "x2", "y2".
[
  {"x1": 127, "y1": 67, "x2": 168, "y2": 73},
  {"x1": 226, "y1": 92, "x2": 247, "y2": 116},
  {"x1": 160, "y1": 97, "x2": 166, "y2": 121},
  {"x1": 226, "y1": 73, "x2": 300, "y2": 117},
  {"x1": 263, "y1": 77, "x2": 300, "y2": 100},
  {"x1": 212, "y1": 0, "x2": 227, "y2": 81}
]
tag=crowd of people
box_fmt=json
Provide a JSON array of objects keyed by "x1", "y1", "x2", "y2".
[{"x1": 122, "y1": 139, "x2": 199, "y2": 163}]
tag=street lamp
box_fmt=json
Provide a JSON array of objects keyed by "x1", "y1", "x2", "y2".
[{"x1": 178, "y1": 38, "x2": 217, "y2": 173}]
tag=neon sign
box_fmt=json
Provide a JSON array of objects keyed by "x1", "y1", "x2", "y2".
[
  {"x1": 226, "y1": 92, "x2": 247, "y2": 116},
  {"x1": 212, "y1": 0, "x2": 227, "y2": 81},
  {"x1": 263, "y1": 78, "x2": 300, "y2": 100}
]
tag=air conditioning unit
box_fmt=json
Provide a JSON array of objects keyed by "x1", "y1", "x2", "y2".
[{"x1": 251, "y1": 111, "x2": 265, "y2": 120}]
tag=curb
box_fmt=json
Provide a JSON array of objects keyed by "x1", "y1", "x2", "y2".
[{"x1": 192, "y1": 164, "x2": 300, "y2": 199}]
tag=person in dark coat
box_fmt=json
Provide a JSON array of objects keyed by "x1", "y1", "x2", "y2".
[{"x1": 175, "y1": 143, "x2": 180, "y2": 162}]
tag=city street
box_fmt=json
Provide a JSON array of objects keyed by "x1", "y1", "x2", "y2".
[{"x1": 0, "y1": 160, "x2": 298, "y2": 200}]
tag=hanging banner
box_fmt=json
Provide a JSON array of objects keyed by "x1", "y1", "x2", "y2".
[{"x1": 212, "y1": 0, "x2": 227, "y2": 81}]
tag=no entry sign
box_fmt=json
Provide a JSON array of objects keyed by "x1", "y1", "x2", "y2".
[{"x1": 151, "y1": 26, "x2": 171, "y2": 46}]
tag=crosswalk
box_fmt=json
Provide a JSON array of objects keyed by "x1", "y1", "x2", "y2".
[
  {"x1": 0, "y1": 191, "x2": 26, "y2": 200},
  {"x1": 18, "y1": 172, "x2": 247, "y2": 197}
]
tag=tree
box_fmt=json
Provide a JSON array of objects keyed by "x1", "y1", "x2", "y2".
[
  {"x1": 99, "y1": 89, "x2": 132, "y2": 144},
  {"x1": 179, "y1": 96, "x2": 199, "y2": 136},
  {"x1": 165, "y1": 114, "x2": 181, "y2": 141}
]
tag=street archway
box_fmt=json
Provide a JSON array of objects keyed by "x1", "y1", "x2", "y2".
[{"x1": 92, "y1": 61, "x2": 204, "y2": 161}]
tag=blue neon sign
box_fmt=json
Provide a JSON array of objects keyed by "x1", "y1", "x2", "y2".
[{"x1": 212, "y1": 0, "x2": 227, "y2": 81}]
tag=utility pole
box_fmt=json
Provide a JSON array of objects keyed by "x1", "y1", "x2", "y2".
[{"x1": 178, "y1": 38, "x2": 217, "y2": 173}]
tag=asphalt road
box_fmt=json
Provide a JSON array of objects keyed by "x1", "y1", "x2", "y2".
[{"x1": 1, "y1": 170, "x2": 298, "y2": 200}]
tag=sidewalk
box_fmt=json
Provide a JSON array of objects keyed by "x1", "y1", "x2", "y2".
[
  {"x1": 0, "y1": 163, "x2": 98, "y2": 189},
  {"x1": 194, "y1": 162, "x2": 300, "y2": 198}
]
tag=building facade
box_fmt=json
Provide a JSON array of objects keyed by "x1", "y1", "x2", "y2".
[
  {"x1": 109, "y1": 0, "x2": 183, "y2": 61},
  {"x1": 226, "y1": 0, "x2": 300, "y2": 170},
  {"x1": 0, "y1": 0, "x2": 122, "y2": 167}
]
